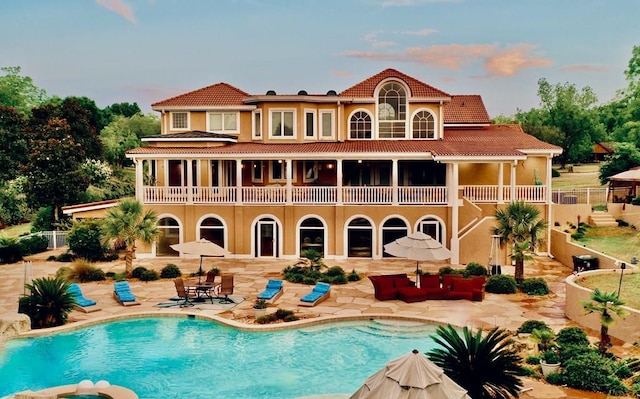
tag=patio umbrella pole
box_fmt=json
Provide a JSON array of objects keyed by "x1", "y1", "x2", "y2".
[{"x1": 197, "y1": 256, "x2": 203, "y2": 285}]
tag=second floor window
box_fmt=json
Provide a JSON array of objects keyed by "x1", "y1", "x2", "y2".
[
  {"x1": 171, "y1": 112, "x2": 188, "y2": 130},
  {"x1": 378, "y1": 81, "x2": 407, "y2": 139},
  {"x1": 271, "y1": 110, "x2": 295, "y2": 137},
  {"x1": 208, "y1": 112, "x2": 238, "y2": 133},
  {"x1": 349, "y1": 111, "x2": 372, "y2": 139},
  {"x1": 412, "y1": 110, "x2": 435, "y2": 139},
  {"x1": 320, "y1": 110, "x2": 334, "y2": 138}
]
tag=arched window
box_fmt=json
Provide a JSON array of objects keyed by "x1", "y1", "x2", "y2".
[
  {"x1": 382, "y1": 218, "x2": 408, "y2": 257},
  {"x1": 299, "y1": 217, "x2": 325, "y2": 257},
  {"x1": 199, "y1": 217, "x2": 225, "y2": 249},
  {"x1": 347, "y1": 217, "x2": 372, "y2": 257},
  {"x1": 157, "y1": 217, "x2": 179, "y2": 256},
  {"x1": 349, "y1": 111, "x2": 372, "y2": 139},
  {"x1": 418, "y1": 217, "x2": 443, "y2": 244},
  {"x1": 412, "y1": 110, "x2": 435, "y2": 139},
  {"x1": 378, "y1": 82, "x2": 407, "y2": 139}
]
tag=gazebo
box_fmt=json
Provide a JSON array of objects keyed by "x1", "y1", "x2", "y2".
[{"x1": 608, "y1": 166, "x2": 640, "y2": 203}]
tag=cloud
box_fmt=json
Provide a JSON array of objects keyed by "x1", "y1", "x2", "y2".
[
  {"x1": 344, "y1": 43, "x2": 553, "y2": 77},
  {"x1": 560, "y1": 64, "x2": 609, "y2": 72},
  {"x1": 396, "y1": 28, "x2": 438, "y2": 36},
  {"x1": 331, "y1": 71, "x2": 353, "y2": 78},
  {"x1": 364, "y1": 31, "x2": 397, "y2": 48},
  {"x1": 95, "y1": 0, "x2": 137, "y2": 24}
]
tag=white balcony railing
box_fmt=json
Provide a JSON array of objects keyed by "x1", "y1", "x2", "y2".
[
  {"x1": 398, "y1": 186, "x2": 447, "y2": 204},
  {"x1": 292, "y1": 186, "x2": 337, "y2": 204},
  {"x1": 462, "y1": 185, "x2": 546, "y2": 203},
  {"x1": 342, "y1": 187, "x2": 392, "y2": 204}
]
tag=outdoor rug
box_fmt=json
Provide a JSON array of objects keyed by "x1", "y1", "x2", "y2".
[{"x1": 155, "y1": 295, "x2": 245, "y2": 311}]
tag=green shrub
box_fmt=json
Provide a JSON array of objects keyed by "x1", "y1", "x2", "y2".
[
  {"x1": 101, "y1": 251, "x2": 119, "y2": 262},
  {"x1": 485, "y1": 274, "x2": 517, "y2": 294},
  {"x1": 139, "y1": 269, "x2": 159, "y2": 281},
  {"x1": 105, "y1": 271, "x2": 116, "y2": 279},
  {"x1": 131, "y1": 267, "x2": 148, "y2": 279},
  {"x1": 561, "y1": 352, "x2": 628, "y2": 395},
  {"x1": 545, "y1": 372, "x2": 565, "y2": 385},
  {"x1": 67, "y1": 220, "x2": 106, "y2": 261},
  {"x1": 283, "y1": 314, "x2": 299, "y2": 322},
  {"x1": 62, "y1": 259, "x2": 106, "y2": 282},
  {"x1": 347, "y1": 270, "x2": 361, "y2": 281},
  {"x1": 160, "y1": 264, "x2": 182, "y2": 278},
  {"x1": 47, "y1": 255, "x2": 57, "y2": 261},
  {"x1": 559, "y1": 345, "x2": 597, "y2": 365},
  {"x1": 438, "y1": 266, "x2": 456, "y2": 275},
  {"x1": 465, "y1": 262, "x2": 488, "y2": 276},
  {"x1": 541, "y1": 350, "x2": 560, "y2": 364},
  {"x1": 632, "y1": 196, "x2": 640, "y2": 206},
  {"x1": 617, "y1": 219, "x2": 630, "y2": 227},
  {"x1": 520, "y1": 366, "x2": 539, "y2": 378},
  {"x1": 56, "y1": 252, "x2": 76, "y2": 262},
  {"x1": 551, "y1": 169, "x2": 561, "y2": 177},
  {"x1": 0, "y1": 235, "x2": 22, "y2": 264},
  {"x1": 326, "y1": 266, "x2": 345, "y2": 277},
  {"x1": 283, "y1": 263, "x2": 357, "y2": 285},
  {"x1": 525, "y1": 355, "x2": 541, "y2": 365},
  {"x1": 275, "y1": 308, "x2": 295, "y2": 319},
  {"x1": 302, "y1": 276, "x2": 317, "y2": 285},
  {"x1": 256, "y1": 314, "x2": 278, "y2": 324},
  {"x1": 31, "y1": 206, "x2": 54, "y2": 232},
  {"x1": 519, "y1": 277, "x2": 549, "y2": 295},
  {"x1": 517, "y1": 320, "x2": 550, "y2": 334},
  {"x1": 18, "y1": 235, "x2": 49, "y2": 256},
  {"x1": 328, "y1": 274, "x2": 348, "y2": 284},
  {"x1": 556, "y1": 327, "x2": 589, "y2": 348}
]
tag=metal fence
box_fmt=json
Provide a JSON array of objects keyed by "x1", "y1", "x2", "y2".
[
  {"x1": 21, "y1": 230, "x2": 68, "y2": 249},
  {"x1": 551, "y1": 188, "x2": 610, "y2": 206}
]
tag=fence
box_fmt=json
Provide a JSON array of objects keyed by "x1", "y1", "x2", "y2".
[
  {"x1": 21, "y1": 231, "x2": 68, "y2": 249},
  {"x1": 551, "y1": 188, "x2": 609, "y2": 206}
]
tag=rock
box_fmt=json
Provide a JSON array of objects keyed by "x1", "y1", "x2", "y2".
[{"x1": 0, "y1": 312, "x2": 31, "y2": 340}]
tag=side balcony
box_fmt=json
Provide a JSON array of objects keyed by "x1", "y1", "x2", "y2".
[{"x1": 140, "y1": 185, "x2": 548, "y2": 205}]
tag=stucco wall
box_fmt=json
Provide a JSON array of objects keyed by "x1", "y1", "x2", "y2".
[
  {"x1": 565, "y1": 269, "x2": 640, "y2": 344},
  {"x1": 550, "y1": 229, "x2": 621, "y2": 271}
]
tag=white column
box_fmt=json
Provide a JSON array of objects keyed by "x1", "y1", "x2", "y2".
[
  {"x1": 498, "y1": 162, "x2": 504, "y2": 204},
  {"x1": 510, "y1": 161, "x2": 517, "y2": 201},
  {"x1": 286, "y1": 159, "x2": 293, "y2": 204},
  {"x1": 546, "y1": 156, "x2": 553, "y2": 256},
  {"x1": 391, "y1": 159, "x2": 398, "y2": 205},
  {"x1": 449, "y1": 162, "x2": 460, "y2": 264},
  {"x1": 186, "y1": 159, "x2": 193, "y2": 204},
  {"x1": 135, "y1": 159, "x2": 144, "y2": 202},
  {"x1": 235, "y1": 159, "x2": 242, "y2": 204},
  {"x1": 337, "y1": 159, "x2": 343, "y2": 204}
]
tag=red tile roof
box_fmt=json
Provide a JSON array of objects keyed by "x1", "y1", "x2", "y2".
[
  {"x1": 152, "y1": 83, "x2": 249, "y2": 108},
  {"x1": 128, "y1": 125, "x2": 560, "y2": 158},
  {"x1": 340, "y1": 68, "x2": 450, "y2": 98},
  {"x1": 444, "y1": 95, "x2": 490, "y2": 124}
]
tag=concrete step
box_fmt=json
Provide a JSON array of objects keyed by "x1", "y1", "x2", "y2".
[{"x1": 588, "y1": 213, "x2": 618, "y2": 227}]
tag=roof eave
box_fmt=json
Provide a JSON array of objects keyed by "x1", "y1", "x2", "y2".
[{"x1": 151, "y1": 105, "x2": 257, "y2": 112}]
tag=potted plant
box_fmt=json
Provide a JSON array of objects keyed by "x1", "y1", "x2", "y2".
[
  {"x1": 253, "y1": 299, "x2": 268, "y2": 318},
  {"x1": 539, "y1": 350, "x2": 561, "y2": 377},
  {"x1": 530, "y1": 328, "x2": 556, "y2": 352}
]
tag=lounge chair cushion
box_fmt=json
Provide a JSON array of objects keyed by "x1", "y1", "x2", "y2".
[
  {"x1": 67, "y1": 283, "x2": 97, "y2": 307},
  {"x1": 300, "y1": 282, "x2": 330, "y2": 303},
  {"x1": 266, "y1": 279, "x2": 283, "y2": 290},
  {"x1": 114, "y1": 282, "x2": 136, "y2": 302},
  {"x1": 257, "y1": 289, "x2": 280, "y2": 300},
  {"x1": 257, "y1": 279, "x2": 283, "y2": 300}
]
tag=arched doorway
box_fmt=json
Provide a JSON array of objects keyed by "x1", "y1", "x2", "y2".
[
  {"x1": 299, "y1": 217, "x2": 325, "y2": 257},
  {"x1": 347, "y1": 217, "x2": 373, "y2": 258},
  {"x1": 382, "y1": 217, "x2": 409, "y2": 257},
  {"x1": 157, "y1": 217, "x2": 180, "y2": 256}
]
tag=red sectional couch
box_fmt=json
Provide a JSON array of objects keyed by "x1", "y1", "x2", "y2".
[{"x1": 369, "y1": 273, "x2": 486, "y2": 303}]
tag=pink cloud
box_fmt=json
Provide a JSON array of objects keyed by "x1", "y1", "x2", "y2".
[
  {"x1": 344, "y1": 43, "x2": 553, "y2": 77},
  {"x1": 95, "y1": 0, "x2": 136, "y2": 24},
  {"x1": 560, "y1": 64, "x2": 608, "y2": 72}
]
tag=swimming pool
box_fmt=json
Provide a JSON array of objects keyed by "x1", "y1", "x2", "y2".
[{"x1": 0, "y1": 317, "x2": 441, "y2": 399}]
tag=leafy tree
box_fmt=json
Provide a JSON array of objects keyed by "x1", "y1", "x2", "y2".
[
  {"x1": 100, "y1": 114, "x2": 160, "y2": 166},
  {"x1": 22, "y1": 119, "x2": 90, "y2": 223},
  {"x1": 67, "y1": 219, "x2": 107, "y2": 261},
  {"x1": 18, "y1": 276, "x2": 76, "y2": 328},
  {"x1": 598, "y1": 142, "x2": 640, "y2": 185},
  {"x1": 0, "y1": 105, "x2": 28, "y2": 182},
  {"x1": 0, "y1": 66, "x2": 48, "y2": 114},
  {"x1": 427, "y1": 325, "x2": 524, "y2": 399},
  {"x1": 492, "y1": 201, "x2": 547, "y2": 283},
  {"x1": 101, "y1": 199, "x2": 159, "y2": 276},
  {"x1": 104, "y1": 102, "x2": 142, "y2": 118},
  {"x1": 582, "y1": 288, "x2": 628, "y2": 355},
  {"x1": 0, "y1": 177, "x2": 29, "y2": 227}
]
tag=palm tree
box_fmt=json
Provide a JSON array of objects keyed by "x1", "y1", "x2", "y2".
[
  {"x1": 101, "y1": 199, "x2": 159, "y2": 276},
  {"x1": 427, "y1": 324, "x2": 525, "y2": 399},
  {"x1": 493, "y1": 200, "x2": 547, "y2": 283},
  {"x1": 582, "y1": 289, "x2": 628, "y2": 355},
  {"x1": 18, "y1": 276, "x2": 76, "y2": 328}
]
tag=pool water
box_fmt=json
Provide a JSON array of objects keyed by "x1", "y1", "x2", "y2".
[{"x1": 0, "y1": 317, "x2": 441, "y2": 399}]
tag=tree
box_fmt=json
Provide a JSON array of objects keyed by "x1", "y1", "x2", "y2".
[
  {"x1": 0, "y1": 105, "x2": 28, "y2": 183},
  {"x1": 582, "y1": 289, "x2": 628, "y2": 355},
  {"x1": 0, "y1": 66, "x2": 48, "y2": 114},
  {"x1": 492, "y1": 201, "x2": 547, "y2": 283},
  {"x1": 100, "y1": 114, "x2": 160, "y2": 166},
  {"x1": 22, "y1": 119, "x2": 90, "y2": 223},
  {"x1": 598, "y1": 142, "x2": 640, "y2": 185},
  {"x1": 427, "y1": 325, "x2": 524, "y2": 399},
  {"x1": 103, "y1": 102, "x2": 142, "y2": 118},
  {"x1": 18, "y1": 276, "x2": 76, "y2": 328},
  {"x1": 101, "y1": 199, "x2": 159, "y2": 276}
]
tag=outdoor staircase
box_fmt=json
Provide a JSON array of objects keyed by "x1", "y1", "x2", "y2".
[{"x1": 588, "y1": 211, "x2": 618, "y2": 227}]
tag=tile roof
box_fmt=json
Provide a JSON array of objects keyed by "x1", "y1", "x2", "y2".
[
  {"x1": 152, "y1": 83, "x2": 249, "y2": 108},
  {"x1": 128, "y1": 125, "x2": 561, "y2": 158},
  {"x1": 443, "y1": 95, "x2": 491, "y2": 124},
  {"x1": 339, "y1": 68, "x2": 450, "y2": 98},
  {"x1": 144, "y1": 131, "x2": 238, "y2": 141}
]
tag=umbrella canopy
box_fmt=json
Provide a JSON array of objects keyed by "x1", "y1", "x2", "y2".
[
  {"x1": 170, "y1": 239, "x2": 231, "y2": 284},
  {"x1": 350, "y1": 349, "x2": 470, "y2": 399},
  {"x1": 384, "y1": 232, "x2": 452, "y2": 261}
]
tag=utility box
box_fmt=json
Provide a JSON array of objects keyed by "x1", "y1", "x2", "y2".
[{"x1": 572, "y1": 255, "x2": 599, "y2": 272}]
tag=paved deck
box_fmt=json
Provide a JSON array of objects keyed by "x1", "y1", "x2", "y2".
[{"x1": 2, "y1": 252, "x2": 635, "y2": 399}]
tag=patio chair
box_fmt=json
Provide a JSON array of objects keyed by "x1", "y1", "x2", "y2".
[
  {"x1": 113, "y1": 281, "x2": 140, "y2": 306},
  {"x1": 257, "y1": 279, "x2": 283, "y2": 302},
  {"x1": 204, "y1": 271, "x2": 217, "y2": 285},
  {"x1": 299, "y1": 282, "x2": 331, "y2": 307},
  {"x1": 67, "y1": 283, "x2": 101, "y2": 313},
  {"x1": 173, "y1": 278, "x2": 195, "y2": 307},
  {"x1": 218, "y1": 274, "x2": 235, "y2": 304}
]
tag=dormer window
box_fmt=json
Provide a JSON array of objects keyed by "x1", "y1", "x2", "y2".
[
  {"x1": 208, "y1": 112, "x2": 239, "y2": 133},
  {"x1": 377, "y1": 82, "x2": 407, "y2": 139}
]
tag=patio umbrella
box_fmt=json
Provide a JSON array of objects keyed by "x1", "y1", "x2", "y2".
[
  {"x1": 350, "y1": 349, "x2": 470, "y2": 399},
  {"x1": 170, "y1": 239, "x2": 230, "y2": 284},
  {"x1": 384, "y1": 232, "x2": 452, "y2": 283}
]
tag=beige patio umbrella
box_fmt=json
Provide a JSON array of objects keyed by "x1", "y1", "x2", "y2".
[
  {"x1": 170, "y1": 238, "x2": 230, "y2": 284},
  {"x1": 350, "y1": 349, "x2": 470, "y2": 399},
  {"x1": 384, "y1": 232, "x2": 452, "y2": 284}
]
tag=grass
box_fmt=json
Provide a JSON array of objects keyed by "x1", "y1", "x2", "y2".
[
  {"x1": 575, "y1": 272, "x2": 640, "y2": 310},
  {"x1": 0, "y1": 223, "x2": 32, "y2": 237},
  {"x1": 552, "y1": 163, "x2": 605, "y2": 189},
  {"x1": 572, "y1": 226, "x2": 640, "y2": 264}
]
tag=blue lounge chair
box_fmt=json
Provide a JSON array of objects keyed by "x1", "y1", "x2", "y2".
[
  {"x1": 257, "y1": 279, "x2": 283, "y2": 302},
  {"x1": 299, "y1": 282, "x2": 331, "y2": 307},
  {"x1": 67, "y1": 283, "x2": 100, "y2": 312},
  {"x1": 113, "y1": 281, "x2": 140, "y2": 306}
]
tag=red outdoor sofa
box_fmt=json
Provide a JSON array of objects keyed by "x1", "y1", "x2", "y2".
[{"x1": 368, "y1": 274, "x2": 486, "y2": 303}]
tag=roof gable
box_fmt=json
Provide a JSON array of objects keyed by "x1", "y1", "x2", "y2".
[
  {"x1": 444, "y1": 95, "x2": 491, "y2": 124},
  {"x1": 152, "y1": 82, "x2": 249, "y2": 108},
  {"x1": 339, "y1": 68, "x2": 450, "y2": 98}
]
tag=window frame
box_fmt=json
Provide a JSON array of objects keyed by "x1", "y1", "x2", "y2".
[
  {"x1": 349, "y1": 110, "x2": 373, "y2": 140},
  {"x1": 319, "y1": 110, "x2": 335, "y2": 139},
  {"x1": 269, "y1": 160, "x2": 296, "y2": 183},
  {"x1": 269, "y1": 109, "x2": 296, "y2": 138},
  {"x1": 377, "y1": 81, "x2": 408, "y2": 139},
  {"x1": 252, "y1": 110, "x2": 262, "y2": 139},
  {"x1": 251, "y1": 161, "x2": 264, "y2": 183},
  {"x1": 170, "y1": 112, "x2": 189, "y2": 131},
  {"x1": 206, "y1": 111, "x2": 239, "y2": 134},
  {"x1": 304, "y1": 109, "x2": 316, "y2": 139},
  {"x1": 411, "y1": 109, "x2": 436, "y2": 139}
]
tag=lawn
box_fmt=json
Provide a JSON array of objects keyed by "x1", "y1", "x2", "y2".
[
  {"x1": 575, "y1": 272, "x2": 640, "y2": 310},
  {"x1": 0, "y1": 223, "x2": 32, "y2": 237},
  {"x1": 572, "y1": 226, "x2": 640, "y2": 264},
  {"x1": 552, "y1": 163, "x2": 606, "y2": 189}
]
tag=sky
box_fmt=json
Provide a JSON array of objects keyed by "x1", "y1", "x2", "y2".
[{"x1": 1, "y1": 0, "x2": 639, "y2": 118}]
